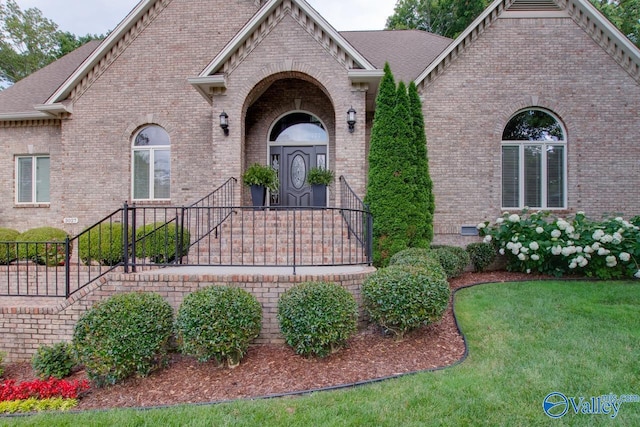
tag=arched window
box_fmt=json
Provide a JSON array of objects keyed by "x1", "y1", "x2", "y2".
[
  {"x1": 501, "y1": 109, "x2": 566, "y2": 209},
  {"x1": 132, "y1": 125, "x2": 171, "y2": 200},
  {"x1": 269, "y1": 112, "x2": 328, "y2": 143}
]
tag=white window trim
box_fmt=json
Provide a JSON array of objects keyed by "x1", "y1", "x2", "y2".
[
  {"x1": 15, "y1": 155, "x2": 50, "y2": 205},
  {"x1": 131, "y1": 127, "x2": 171, "y2": 202},
  {"x1": 501, "y1": 108, "x2": 567, "y2": 210}
]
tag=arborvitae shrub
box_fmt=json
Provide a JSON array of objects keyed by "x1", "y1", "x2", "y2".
[
  {"x1": 73, "y1": 292, "x2": 174, "y2": 387},
  {"x1": 135, "y1": 222, "x2": 191, "y2": 263},
  {"x1": 0, "y1": 351, "x2": 5, "y2": 377},
  {"x1": 277, "y1": 282, "x2": 357, "y2": 358},
  {"x1": 31, "y1": 342, "x2": 75, "y2": 379},
  {"x1": 78, "y1": 223, "x2": 128, "y2": 266},
  {"x1": 466, "y1": 242, "x2": 497, "y2": 272},
  {"x1": 362, "y1": 265, "x2": 450, "y2": 339},
  {"x1": 430, "y1": 245, "x2": 471, "y2": 278},
  {"x1": 0, "y1": 228, "x2": 19, "y2": 265},
  {"x1": 16, "y1": 227, "x2": 69, "y2": 266},
  {"x1": 176, "y1": 286, "x2": 262, "y2": 367}
]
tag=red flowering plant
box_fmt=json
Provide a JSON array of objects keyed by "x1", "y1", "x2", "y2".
[{"x1": 0, "y1": 378, "x2": 90, "y2": 401}]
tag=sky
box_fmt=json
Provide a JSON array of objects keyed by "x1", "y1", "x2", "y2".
[{"x1": 13, "y1": 0, "x2": 398, "y2": 36}]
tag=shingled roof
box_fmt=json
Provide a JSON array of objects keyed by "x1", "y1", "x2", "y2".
[
  {"x1": 0, "y1": 40, "x2": 101, "y2": 117},
  {"x1": 341, "y1": 30, "x2": 452, "y2": 83}
]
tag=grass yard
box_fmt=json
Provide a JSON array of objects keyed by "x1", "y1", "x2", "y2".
[{"x1": 3, "y1": 280, "x2": 639, "y2": 426}]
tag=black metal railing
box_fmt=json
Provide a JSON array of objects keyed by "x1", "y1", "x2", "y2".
[
  {"x1": 339, "y1": 176, "x2": 373, "y2": 260},
  {"x1": 0, "y1": 176, "x2": 372, "y2": 298}
]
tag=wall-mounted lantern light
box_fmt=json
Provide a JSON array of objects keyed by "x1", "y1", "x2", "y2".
[
  {"x1": 347, "y1": 106, "x2": 357, "y2": 133},
  {"x1": 219, "y1": 111, "x2": 229, "y2": 136}
]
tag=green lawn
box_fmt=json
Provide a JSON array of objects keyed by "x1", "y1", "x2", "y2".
[{"x1": 3, "y1": 280, "x2": 639, "y2": 426}]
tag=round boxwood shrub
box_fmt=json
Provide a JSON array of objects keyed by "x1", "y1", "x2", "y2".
[
  {"x1": 430, "y1": 245, "x2": 470, "y2": 279},
  {"x1": 0, "y1": 228, "x2": 19, "y2": 265},
  {"x1": 78, "y1": 223, "x2": 128, "y2": 266},
  {"x1": 388, "y1": 247, "x2": 446, "y2": 281},
  {"x1": 176, "y1": 286, "x2": 262, "y2": 367},
  {"x1": 31, "y1": 342, "x2": 75, "y2": 379},
  {"x1": 73, "y1": 292, "x2": 174, "y2": 387},
  {"x1": 135, "y1": 222, "x2": 191, "y2": 263},
  {"x1": 362, "y1": 264, "x2": 450, "y2": 339},
  {"x1": 277, "y1": 282, "x2": 358, "y2": 358},
  {"x1": 466, "y1": 242, "x2": 497, "y2": 272},
  {"x1": 17, "y1": 227, "x2": 69, "y2": 266}
]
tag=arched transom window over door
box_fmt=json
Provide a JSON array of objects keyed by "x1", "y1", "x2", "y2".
[
  {"x1": 501, "y1": 109, "x2": 567, "y2": 209},
  {"x1": 132, "y1": 125, "x2": 171, "y2": 201}
]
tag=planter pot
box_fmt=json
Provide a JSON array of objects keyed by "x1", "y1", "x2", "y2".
[
  {"x1": 311, "y1": 184, "x2": 327, "y2": 207},
  {"x1": 250, "y1": 185, "x2": 266, "y2": 207}
]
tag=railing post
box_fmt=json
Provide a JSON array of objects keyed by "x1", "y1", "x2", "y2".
[
  {"x1": 123, "y1": 202, "x2": 129, "y2": 273},
  {"x1": 292, "y1": 208, "x2": 297, "y2": 276},
  {"x1": 64, "y1": 236, "x2": 71, "y2": 298},
  {"x1": 178, "y1": 207, "x2": 186, "y2": 265},
  {"x1": 367, "y1": 207, "x2": 373, "y2": 266}
]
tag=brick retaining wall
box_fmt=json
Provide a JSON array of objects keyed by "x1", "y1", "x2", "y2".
[{"x1": 0, "y1": 267, "x2": 375, "y2": 362}]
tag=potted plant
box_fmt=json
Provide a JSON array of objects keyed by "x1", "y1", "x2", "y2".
[
  {"x1": 242, "y1": 163, "x2": 279, "y2": 207},
  {"x1": 307, "y1": 167, "x2": 334, "y2": 207}
]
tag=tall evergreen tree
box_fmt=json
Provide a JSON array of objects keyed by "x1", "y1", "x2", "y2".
[
  {"x1": 365, "y1": 64, "x2": 416, "y2": 266},
  {"x1": 408, "y1": 81, "x2": 434, "y2": 245}
]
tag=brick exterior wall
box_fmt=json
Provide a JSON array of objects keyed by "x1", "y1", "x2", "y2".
[
  {"x1": 0, "y1": 267, "x2": 374, "y2": 362},
  {"x1": 423, "y1": 16, "x2": 640, "y2": 246}
]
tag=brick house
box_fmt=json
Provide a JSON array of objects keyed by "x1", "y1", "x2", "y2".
[{"x1": 1, "y1": 0, "x2": 639, "y2": 242}]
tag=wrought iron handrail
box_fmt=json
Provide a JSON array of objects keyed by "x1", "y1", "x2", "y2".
[
  {"x1": 339, "y1": 176, "x2": 373, "y2": 259},
  {"x1": 0, "y1": 177, "x2": 374, "y2": 299}
]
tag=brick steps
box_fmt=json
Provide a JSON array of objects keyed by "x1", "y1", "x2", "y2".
[{"x1": 184, "y1": 209, "x2": 368, "y2": 266}]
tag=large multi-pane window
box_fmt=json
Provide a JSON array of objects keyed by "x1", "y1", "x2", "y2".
[
  {"x1": 502, "y1": 109, "x2": 566, "y2": 209},
  {"x1": 132, "y1": 125, "x2": 171, "y2": 200},
  {"x1": 16, "y1": 156, "x2": 50, "y2": 204}
]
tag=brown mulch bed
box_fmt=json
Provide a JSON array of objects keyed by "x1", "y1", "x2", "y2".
[{"x1": 1, "y1": 271, "x2": 541, "y2": 411}]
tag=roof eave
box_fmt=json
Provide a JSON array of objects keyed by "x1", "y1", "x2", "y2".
[
  {"x1": 198, "y1": 0, "x2": 377, "y2": 78},
  {"x1": 44, "y1": 0, "x2": 157, "y2": 104},
  {"x1": 187, "y1": 75, "x2": 227, "y2": 104},
  {"x1": 0, "y1": 111, "x2": 53, "y2": 121}
]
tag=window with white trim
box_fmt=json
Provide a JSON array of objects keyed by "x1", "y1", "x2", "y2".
[
  {"x1": 502, "y1": 109, "x2": 566, "y2": 209},
  {"x1": 16, "y1": 155, "x2": 50, "y2": 204},
  {"x1": 132, "y1": 125, "x2": 171, "y2": 200}
]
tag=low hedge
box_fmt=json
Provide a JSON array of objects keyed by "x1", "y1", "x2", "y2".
[
  {"x1": 0, "y1": 228, "x2": 19, "y2": 265},
  {"x1": 388, "y1": 247, "x2": 446, "y2": 281},
  {"x1": 278, "y1": 282, "x2": 357, "y2": 358},
  {"x1": 16, "y1": 227, "x2": 69, "y2": 266},
  {"x1": 135, "y1": 222, "x2": 190, "y2": 263},
  {"x1": 78, "y1": 223, "x2": 128, "y2": 266},
  {"x1": 176, "y1": 286, "x2": 262, "y2": 367},
  {"x1": 362, "y1": 264, "x2": 450, "y2": 339},
  {"x1": 466, "y1": 242, "x2": 497, "y2": 272},
  {"x1": 73, "y1": 292, "x2": 174, "y2": 387}
]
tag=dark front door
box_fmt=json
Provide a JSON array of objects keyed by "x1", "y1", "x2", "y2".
[{"x1": 270, "y1": 145, "x2": 327, "y2": 207}]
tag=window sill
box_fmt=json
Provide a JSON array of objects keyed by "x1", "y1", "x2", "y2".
[{"x1": 14, "y1": 203, "x2": 50, "y2": 208}]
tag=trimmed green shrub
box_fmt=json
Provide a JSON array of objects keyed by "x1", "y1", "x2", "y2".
[
  {"x1": 16, "y1": 227, "x2": 68, "y2": 266},
  {"x1": 135, "y1": 222, "x2": 190, "y2": 263},
  {"x1": 466, "y1": 242, "x2": 497, "y2": 272},
  {"x1": 73, "y1": 292, "x2": 174, "y2": 387},
  {"x1": 278, "y1": 282, "x2": 357, "y2": 358},
  {"x1": 430, "y1": 245, "x2": 470, "y2": 278},
  {"x1": 0, "y1": 228, "x2": 19, "y2": 265},
  {"x1": 388, "y1": 247, "x2": 447, "y2": 281},
  {"x1": 31, "y1": 342, "x2": 75, "y2": 380},
  {"x1": 176, "y1": 286, "x2": 262, "y2": 367},
  {"x1": 362, "y1": 264, "x2": 450, "y2": 339},
  {"x1": 78, "y1": 222, "x2": 128, "y2": 266}
]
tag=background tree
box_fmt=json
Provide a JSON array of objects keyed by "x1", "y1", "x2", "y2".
[
  {"x1": 386, "y1": 0, "x2": 489, "y2": 38},
  {"x1": 0, "y1": 0, "x2": 103, "y2": 86},
  {"x1": 408, "y1": 81, "x2": 434, "y2": 246},
  {"x1": 591, "y1": 0, "x2": 640, "y2": 46}
]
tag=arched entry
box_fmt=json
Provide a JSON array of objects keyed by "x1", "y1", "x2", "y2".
[{"x1": 268, "y1": 112, "x2": 328, "y2": 206}]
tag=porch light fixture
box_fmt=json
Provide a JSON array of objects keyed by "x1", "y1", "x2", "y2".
[
  {"x1": 219, "y1": 111, "x2": 229, "y2": 136},
  {"x1": 347, "y1": 106, "x2": 356, "y2": 133}
]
